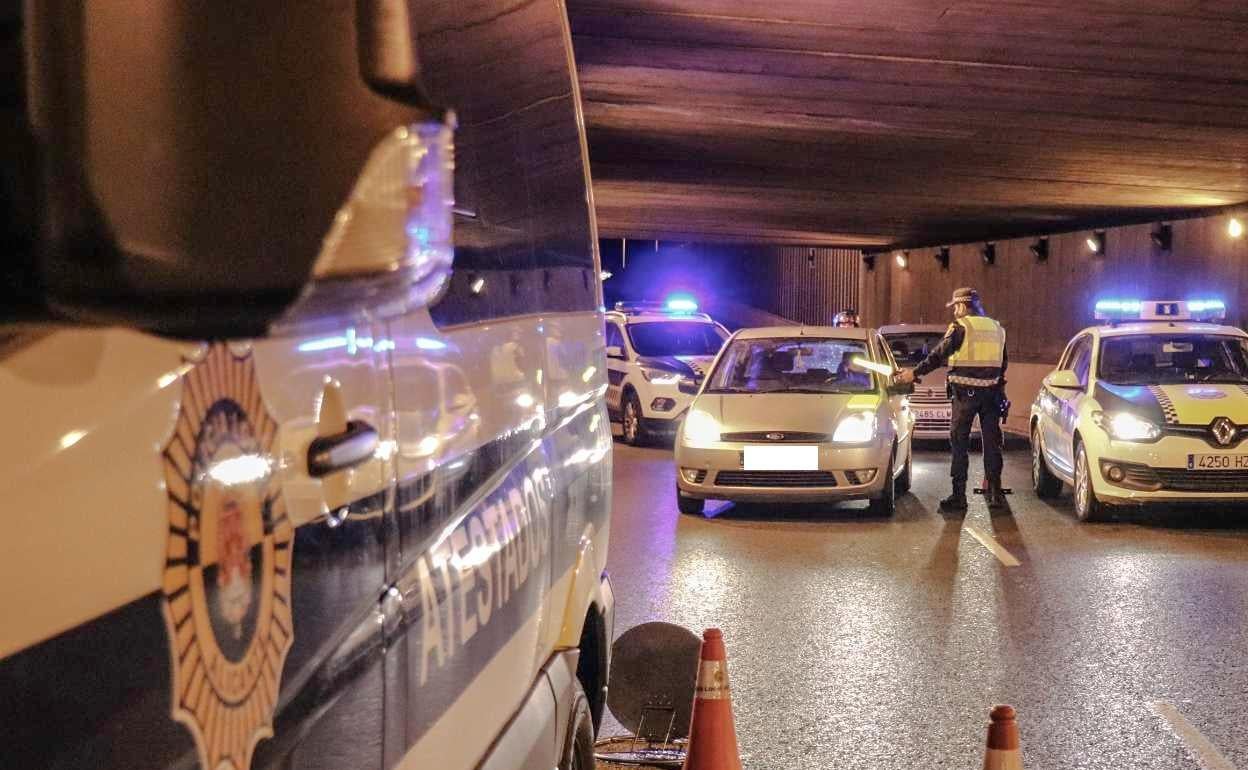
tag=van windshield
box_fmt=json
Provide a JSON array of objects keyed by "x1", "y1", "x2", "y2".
[
  {"x1": 1098, "y1": 334, "x2": 1248, "y2": 385},
  {"x1": 883, "y1": 332, "x2": 944, "y2": 366},
  {"x1": 706, "y1": 337, "x2": 875, "y2": 394}
]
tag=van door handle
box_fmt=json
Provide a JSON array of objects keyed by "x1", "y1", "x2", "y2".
[{"x1": 307, "y1": 420, "x2": 379, "y2": 477}]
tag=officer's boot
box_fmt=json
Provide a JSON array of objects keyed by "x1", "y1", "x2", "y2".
[
  {"x1": 939, "y1": 487, "x2": 968, "y2": 513},
  {"x1": 986, "y1": 478, "x2": 1008, "y2": 510}
]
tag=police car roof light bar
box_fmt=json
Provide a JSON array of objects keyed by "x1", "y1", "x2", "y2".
[
  {"x1": 1094, "y1": 299, "x2": 1226, "y2": 323},
  {"x1": 665, "y1": 295, "x2": 699, "y2": 313}
]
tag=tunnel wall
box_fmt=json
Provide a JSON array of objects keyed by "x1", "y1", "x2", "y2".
[{"x1": 859, "y1": 211, "x2": 1248, "y2": 433}]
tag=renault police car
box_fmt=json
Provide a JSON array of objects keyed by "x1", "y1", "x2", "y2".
[
  {"x1": 674, "y1": 326, "x2": 915, "y2": 516},
  {"x1": 1031, "y1": 299, "x2": 1248, "y2": 521},
  {"x1": 605, "y1": 299, "x2": 729, "y2": 445},
  {"x1": 3, "y1": 4, "x2": 613, "y2": 770}
]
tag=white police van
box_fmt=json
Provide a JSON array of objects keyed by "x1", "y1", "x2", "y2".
[
  {"x1": 1031, "y1": 298, "x2": 1248, "y2": 521},
  {"x1": 605, "y1": 299, "x2": 729, "y2": 445},
  {"x1": 0, "y1": 3, "x2": 613, "y2": 769}
]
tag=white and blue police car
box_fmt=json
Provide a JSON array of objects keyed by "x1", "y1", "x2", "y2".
[
  {"x1": 605, "y1": 298, "x2": 730, "y2": 445},
  {"x1": 1031, "y1": 299, "x2": 1248, "y2": 521}
]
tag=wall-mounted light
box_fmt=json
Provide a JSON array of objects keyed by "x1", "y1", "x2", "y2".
[
  {"x1": 981, "y1": 242, "x2": 996, "y2": 266},
  {"x1": 470, "y1": 275, "x2": 486, "y2": 294},
  {"x1": 1230, "y1": 217, "x2": 1245, "y2": 239},
  {"x1": 894, "y1": 250, "x2": 909, "y2": 269},
  {"x1": 936, "y1": 246, "x2": 950, "y2": 270},
  {"x1": 862, "y1": 254, "x2": 876, "y2": 272},
  {"x1": 600, "y1": 270, "x2": 613, "y2": 280},
  {"x1": 1150, "y1": 223, "x2": 1172, "y2": 251},
  {"x1": 1030, "y1": 237, "x2": 1049, "y2": 262},
  {"x1": 1086, "y1": 231, "x2": 1106, "y2": 256},
  {"x1": 808, "y1": 248, "x2": 816, "y2": 268}
]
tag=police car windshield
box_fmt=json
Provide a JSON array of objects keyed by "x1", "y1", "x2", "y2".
[
  {"x1": 1098, "y1": 334, "x2": 1248, "y2": 385},
  {"x1": 627, "y1": 321, "x2": 727, "y2": 357},
  {"x1": 884, "y1": 332, "x2": 944, "y2": 367},
  {"x1": 706, "y1": 337, "x2": 875, "y2": 394}
]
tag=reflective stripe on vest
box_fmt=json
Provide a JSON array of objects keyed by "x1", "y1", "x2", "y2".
[{"x1": 947, "y1": 316, "x2": 1005, "y2": 369}]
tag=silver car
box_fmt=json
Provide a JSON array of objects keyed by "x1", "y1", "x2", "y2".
[{"x1": 674, "y1": 326, "x2": 915, "y2": 516}]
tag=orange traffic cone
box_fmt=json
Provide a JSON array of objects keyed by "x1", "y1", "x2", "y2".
[
  {"x1": 982, "y1": 704, "x2": 1023, "y2": 770},
  {"x1": 681, "y1": 629, "x2": 743, "y2": 770}
]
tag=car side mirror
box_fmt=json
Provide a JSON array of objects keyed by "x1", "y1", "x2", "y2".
[
  {"x1": 606, "y1": 345, "x2": 626, "y2": 360},
  {"x1": 1043, "y1": 369, "x2": 1082, "y2": 390},
  {"x1": 678, "y1": 378, "x2": 699, "y2": 395}
]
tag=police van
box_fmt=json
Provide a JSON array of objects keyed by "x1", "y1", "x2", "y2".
[
  {"x1": 605, "y1": 299, "x2": 729, "y2": 445},
  {"x1": 1031, "y1": 299, "x2": 1248, "y2": 521},
  {"x1": 1, "y1": 3, "x2": 613, "y2": 769}
]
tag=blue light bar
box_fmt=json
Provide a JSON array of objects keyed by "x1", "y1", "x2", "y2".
[
  {"x1": 665, "y1": 295, "x2": 699, "y2": 313},
  {"x1": 1094, "y1": 299, "x2": 1142, "y2": 316},
  {"x1": 1094, "y1": 298, "x2": 1227, "y2": 322},
  {"x1": 1188, "y1": 299, "x2": 1226, "y2": 315}
]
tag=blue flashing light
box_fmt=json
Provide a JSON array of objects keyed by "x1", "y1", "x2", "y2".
[
  {"x1": 665, "y1": 295, "x2": 699, "y2": 313},
  {"x1": 1095, "y1": 299, "x2": 1142, "y2": 315},
  {"x1": 1188, "y1": 299, "x2": 1225, "y2": 314},
  {"x1": 415, "y1": 337, "x2": 448, "y2": 351},
  {"x1": 298, "y1": 336, "x2": 348, "y2": 352}
]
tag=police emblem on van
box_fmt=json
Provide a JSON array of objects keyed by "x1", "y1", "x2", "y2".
[{"x1": 160, "y1": 344, "x2": 294, "y2": 770}]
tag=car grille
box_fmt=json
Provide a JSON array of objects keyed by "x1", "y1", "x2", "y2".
[
  {"x1": 714, "y1": 471, "x2": 838, "y2": 488},
  {"x1": 719, "y1": 431, "x2": 831, "y2": 443},
  {"x1": 914, "y1": 418, "x2": 951, "y2": 432},
  {"x1": 909, "y1": 387, "x2": 948, "y2": 405},
  {"x1": 1153, "y1": 468, "x2": 1248, "y2": 493}
]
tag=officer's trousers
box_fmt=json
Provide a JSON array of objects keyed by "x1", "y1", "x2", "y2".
[{"x1": 949, "y1": 385, "x2": 1004, "y2": 492}]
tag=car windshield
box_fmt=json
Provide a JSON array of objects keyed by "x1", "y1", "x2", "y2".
[
  {"x1": 627, "y1": 321, "x2": 727, "y2": 357},
  {"x1": 883, "y1": 332, "x2": 944, "y2": 366},
  {"x1": 1098, "y1": 334, "x2": 1248, "y2": 385},
  {"x1": 706, "y1": 337, "x2": 876, "y2": 394}
]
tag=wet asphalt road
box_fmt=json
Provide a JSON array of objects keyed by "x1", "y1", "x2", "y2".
[{"x1": 603, "y1": 440, "x2": 1248, "y2": 769}]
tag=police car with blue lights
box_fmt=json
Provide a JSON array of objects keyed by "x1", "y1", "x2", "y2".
[
  {"x1": 1030, "y1": 299, "x2": 1248, "y2": 521},
  {"x1": 2, "y1": 4, "x2": 613, "y2": 770},
  {"x1": 605, "y1": 298, "x2": 729, "y2": 445}
]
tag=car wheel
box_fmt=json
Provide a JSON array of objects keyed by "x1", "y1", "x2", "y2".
[
  {"x1": 1074, "y1": 442, "x2": 1105, "y2": 522},
  {"x1": 895, "y1": 446, "x2": 913, "y2": 496},
  {"x1": 622, "y1": 392, "x2": 649, "y2": 446},
  {"x1": 676, "y1": 486, "x2": 704, "y2": 516},
  {"x1": 867, "y1": 448, "x2": 897, "y2": 516},
  {"x1": 1031, "y1": 425, "x2": 1063, "y2": 499},
  {"x1": 559, "y1": 683, "x2": 596, "y2": 770}
]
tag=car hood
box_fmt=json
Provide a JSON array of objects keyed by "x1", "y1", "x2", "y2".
[
  {"x1": 693, "y1": 392, "x2": 882, "y2": 434},
  {"x1": 637, "y1": 354, "x2": 716, "y2": 380},
  {"x1": 1094, "y1": 381, "x2": 1248, "y2": 426}
]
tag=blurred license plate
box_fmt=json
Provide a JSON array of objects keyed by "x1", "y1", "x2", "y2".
[
  {"x1": 743, "y1": 445, "x2": 818, "y2": 471},
  {"x1": 1187, "y1": 454, "x2": 1248, "y2": 470},
  {"x1": 915, "y1": 408, "x2": 951, "y2": 421}
]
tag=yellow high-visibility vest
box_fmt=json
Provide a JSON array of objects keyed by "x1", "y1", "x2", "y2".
[{"x1": 947, "y1": 316, "x2": 1005, "y2": 369}]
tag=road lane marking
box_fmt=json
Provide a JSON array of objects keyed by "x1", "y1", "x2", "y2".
[
  {"x1": 963, "y1": 525, "x2": 1021, "y2": 567},
  {"x1": 1150, "y1": 701, "x2": 1238, "y2": 770}
]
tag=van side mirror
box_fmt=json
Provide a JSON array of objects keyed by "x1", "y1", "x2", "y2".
[
  {"x1": 606, "y1": 345, "x2": 626, "y2": 360},
  {"x1": 1043, "y1": 369, "x2": 1082, "y2": 390},
  {"x1": 678, "y1": 378, "x2": 699, "y2": 395}
]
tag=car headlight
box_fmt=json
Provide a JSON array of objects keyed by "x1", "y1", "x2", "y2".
[
  {"x1": 682, "y1": 409, "x2": 721, "y2": 445},
  {"x1": 1092, "y1": 410, "x2": 1161, "y2": 442},
  {"x1": 832, "y1": 411, "x2": 877, "y2": 444},
  {"x1": 641, "y1": 367, "x2": 682, "y2": 386}
]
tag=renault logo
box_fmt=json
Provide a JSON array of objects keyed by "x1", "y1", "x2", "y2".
[
  {"x1": 1212, "y1": 417, "x2": 1237, "y2": 447},
  {"x1": 766, "y1": 432, "x2": 785, "y2": 441}
]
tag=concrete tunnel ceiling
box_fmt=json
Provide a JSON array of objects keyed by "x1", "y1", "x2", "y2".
[{"x1": 567, "y1": 0, "x2": 1248, "y2": 248}]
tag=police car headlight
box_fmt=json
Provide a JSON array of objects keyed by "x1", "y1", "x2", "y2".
[
  {"x1": 833, "y1": 411, "x2": 877, "y2": 444},
  {"x1": 641, "y1": 367, "x2": 682, "y2": 386},
  {"x1": 682, "y1": 409, "x2": 721, "y2": 446},
  {"x1": 1093, "y1": 410, "x2": 1161, "y2": 442}
]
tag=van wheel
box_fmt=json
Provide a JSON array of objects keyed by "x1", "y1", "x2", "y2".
[
  {"x1": 622, "y1": 392, "x2": 649, "y2": 446},
  {"x1": 867, "y1": 448, "x2": 897, "y2": 516},
  {"x1": 1031, "y1": 425, "x2": 1063, "y2": 499},
  {"x1": 895, "y1": 447, "x2": 913, "y2": 496},
  {"x1": 560, "y1": 684, "x2": 596, "y2": 770},
  {"x1": 677, "y1": 486, "x2": 705, "y2": 516},
  {"x1": 1073, "y1": 442, "x2": 1105, "y2": 522}
]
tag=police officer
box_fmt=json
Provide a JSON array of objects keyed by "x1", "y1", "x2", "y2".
[
  {"x1": 832, "y1": 308, "x2": 860, "y2": 328},
  {"x1": 897, "y1": 287, "x2": 1008, "y2": 511}
]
